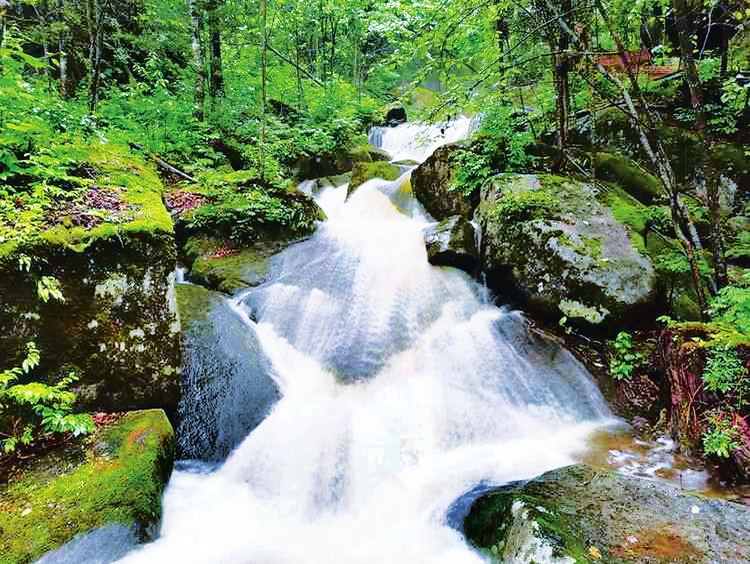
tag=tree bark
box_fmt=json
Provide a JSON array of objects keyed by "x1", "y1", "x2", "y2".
[
  {"x1": 189, "y1": 0, "x2": 205, "y2": 121},
  {"x1": 87, "y1": 0, "x2": 103, "y2": 112},
  {"x1": 673, "y1": 0, "x2": 726, "y2": 290},
  {"x1": 259, "y1": 0, "x2": 267, "y2": 179},
  {"x1": 208, "y1": 0, "x2": 224, "y2": 100}
]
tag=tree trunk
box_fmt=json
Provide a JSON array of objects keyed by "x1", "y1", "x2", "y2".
[
  {"x1": 259, "y1": 0, "x2": 267, "y2": 180},
  {"x1": 0, "y1": 0, "x2": 7, "y2": 47},
  {"x1": 189, "y1": 0, "x2": 205, "y2": 121},
  {"x1": 208, "y1": 0, "x2": 224, "y2": 100},
  {"x1": 87, "y1": 0, "x2": 103, "y2": 112},
  {"x1": 673, "y1": 0, "x2": 726, "y2": 290}
]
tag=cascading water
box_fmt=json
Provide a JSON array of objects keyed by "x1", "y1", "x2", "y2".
[
  {"x1": 113, "y1": 121, "x2": 613, "y2": 564},
  {"x1": 368, "y1": 117, "x2": 475, "y2": 163}
]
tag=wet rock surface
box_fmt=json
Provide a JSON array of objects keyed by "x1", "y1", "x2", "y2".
[
  {"x1": 463, "y1": 464, "x2": 750, "y2": 563},
  {"x1": 424, "y1": 215, "x2": 478, "y2": 273},
  {"x1": 412, "y1": 143, "x2": 475, "y2": 221}
]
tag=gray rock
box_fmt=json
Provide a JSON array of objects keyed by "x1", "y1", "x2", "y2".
[
  {"x1": 424, "y1": 216, "x2": 478, "y2": 273},
  {"x1": 464, "y1": 464, "x2": 750, "y2": 563},
  {"x1": 412, "y1": 143, "x2": 475, "y2": 221},
  {"x1": 477, "y1": 174, "x2": 655, "y2": 329}
]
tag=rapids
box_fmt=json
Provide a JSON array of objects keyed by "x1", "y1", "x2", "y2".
[{"x1": 111, "y1": 121, "x2": 613, "y2": 564}]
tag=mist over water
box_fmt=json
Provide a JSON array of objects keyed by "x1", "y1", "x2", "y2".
[{"x1": 114, "y1": 122, "x2": 612, "y2": 564}]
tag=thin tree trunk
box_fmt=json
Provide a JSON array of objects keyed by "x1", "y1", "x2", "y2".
[
  {"x1": 87, "y1": 0, "x2": 103, "y2": 112},
  {"x1": 59, "y1": 32, "x2": 68, "y2": 97},
  {"x1": 189, "y1": 0, "x2": 205, "y2": 121},
  {"x1": 0, "y1": 0, "x2": 7, "y2": 48},
  {"x1": 673, "y1": 0, "x2": 726, "y2": 290},
  {"x1": 259, "y1": 0, "x2": 267, "y2": 180},
  {"x1": 208, "y1": 0, "x2": 224, "y2": 100},
  {"x1": 294, "y1": 24, "x2": 303, "y2": 106},
  {"x1": 587, "y1": 0, "x2": 709, "y2": 316}
]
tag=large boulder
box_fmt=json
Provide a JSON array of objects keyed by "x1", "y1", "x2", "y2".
[
  {"x1": 175, "y1": 284, "x2": 280, "y2": 461},
  {"x1": 463, "y1": 464, "x2": 750, "y2": 563},
  {"x1": 477, "y1": 174, "x2": 656, "y2": 329},
  {"x1": 0, "y1": 145, "x2": 181, "y2": 413},
  {"x1": 347, "y1": 161, "x2": 402, "y2": 197},
  {"x1": 0, "y1": 410, "x2": 175, "y2": 564},
  {"x1": 412, "y1": 143, "x2": 475, "y2": 221},
  {"x1": 424, "y1": 215, "x2": 478, "y2": 273},
  {"x1": 292, "y1": 143, "x2": 391, "y2": 179}
]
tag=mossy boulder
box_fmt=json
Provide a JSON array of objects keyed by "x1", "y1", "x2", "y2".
[
  {"x1": 0, "y1": 144, "x2": 181, "y2": 413},
  {"x1": 0, "y1": 409, "x2": 175, "y2": 564},
  {"x1": 168, "y1": 175, "x2": 325, "y2": 293},
  {"x1": 477, "y1": 174, "x2": 656, "y2": 330},
  {"x1": 297, "y1": 174, "x2": 352, "y2": 196},
  {"x1": 411, "y1": 143, "x2": 475, "y2": 221},
  {"x1": 424, "y1": 215, "x2": 478, "y2": 273},
  {"x1": 347, "y1": 161, "x2": 402, "y2": 197},
  {"x1": 463, "y1": 464, "x2": 750, "y2": 563},
  {"x1": 292, "y1": 143, "x2": 391, "y2": 178},
  {"x1": 169, "y1": 178, "x2": 325, "y2": 249},
  {"x1": 594, "y1": 153, "x2": 662, "y2": 205},
  {"x1": 185, "y1": 237, "x2": 296, "y2": 294}
]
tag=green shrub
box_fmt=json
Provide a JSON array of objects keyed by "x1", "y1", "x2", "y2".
[{"x1": 609, "y1": 331, "x2": 644, "y2": 381}]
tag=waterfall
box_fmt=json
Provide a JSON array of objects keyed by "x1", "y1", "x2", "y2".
[
  {"x1": 368, "y1": 117, "x2": 475, "y2": 163},
  {"x1": 111, "y1": 126, "x2": 612, "y2": 564}
]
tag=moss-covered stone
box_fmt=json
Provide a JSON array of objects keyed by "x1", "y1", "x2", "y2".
[
  {"x1": 594, "y1": 153, "x2": 662, "y2": 205},
  {"x1": 0, "y1": 145, "x2": 181, "y2": 413},
  {"x1": 464, "y1": 464, "x2": 750, "y2": 564},
  {"x1": 347, "y1": 161, "x2": 402, "y2": 197},
  {"x1": 411, "y1": 143, "x2": 475, "y2": 221},
  {"x1": 186, "y1": 237, "x2": 293, "y2": 294},
  {"x1": 477, "y1": 174, "x2": 656, "y2": 331},
  {"x1": 424, "y1": 215, "x2": 478, "y2": 272},
  {"x1": 0, "y1": 410, "x2": 175, "y2": 564}
]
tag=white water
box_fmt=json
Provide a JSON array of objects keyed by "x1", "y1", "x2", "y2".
[
  {"x1": 368, "y1": 117, "x2": 474, "y2": 163},
  {"x1": 115, "y1": 125, "x2": 612, "y2": 564}
]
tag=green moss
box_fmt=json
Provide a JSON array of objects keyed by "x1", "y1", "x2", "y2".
[
  {"x1": 348, "y1": 161, "x2": 401, "y2": 196},
  {"x1": 0, "y1": 410, "x2": 174, "y2": 564},
  {"x1": 174, "y1": 283, "x2": 226, "y2": 331},
  {"x1": 485, "y1": 174, "x2": 561, "y2": 223},
  {"x1": 594, "y1": 152, "x2": 662, "y2": 204},
  {"x1": 178, "y1": 188, "x2": 324, "y2": 246},
  {"x1": 0, "y1": 143, "x2": 172, "y2": 260},
  {"x1": 190, "y1": 247, "x2": 271, "y2": 294},
  {"x1": 603, "y1": 184, "x2": 649, "y2": 236}
]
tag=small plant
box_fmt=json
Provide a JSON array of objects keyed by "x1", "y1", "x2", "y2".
[
  {"x1": 609, "y1": 331, "x2": 643, "y2": 381},
  {"x1": 703, "y1": 345, "x2": 747, "y2": 399},
  {"x1": 0, "y1": 343, "x2": 95, "y2": 453},
  {"x1": 702, "y1": 410, "x2": 741, "y2": 458}
]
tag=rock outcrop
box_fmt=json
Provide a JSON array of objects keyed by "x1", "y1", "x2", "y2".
[
  {"x1": 477, "y1": 174, "x2": 656, "y2": 329},
  {"x1": 0, "y1": 146, "x2": 181, "y2": 413},
  {"x1": 0, "y1": 410, "x2": 175, "y2": 564},
  {"x1": 463, "y1": 464, "x2": 750, "y2": 563},
  {"x1": 347, "y1": 161, "x2": 402, "y2": 197},
  {"x1": 424, "y1": 215, "x2": 478, "y2": 273},
  {"x1": 412, "y1": 143, "x2": 475, "y2": 221}
]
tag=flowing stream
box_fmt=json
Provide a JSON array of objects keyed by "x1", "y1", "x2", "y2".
[{"x1": 114, "y1": 121, "x2": 613, "y2": 564}]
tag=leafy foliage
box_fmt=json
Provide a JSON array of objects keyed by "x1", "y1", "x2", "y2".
[
  {"x1": 703, "y1": 410, "x2": 742, "y2": 458},
  {"x1": 609, "y1": 331, "x2": 644, "y2": 381},
  {"x1": 1, "y1": 342, "x2": 94, "y2": 453}
]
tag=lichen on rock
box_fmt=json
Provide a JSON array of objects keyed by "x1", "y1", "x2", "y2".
[{"x1": 477, "y1": 174, "x2": 656, "y2": 330}]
